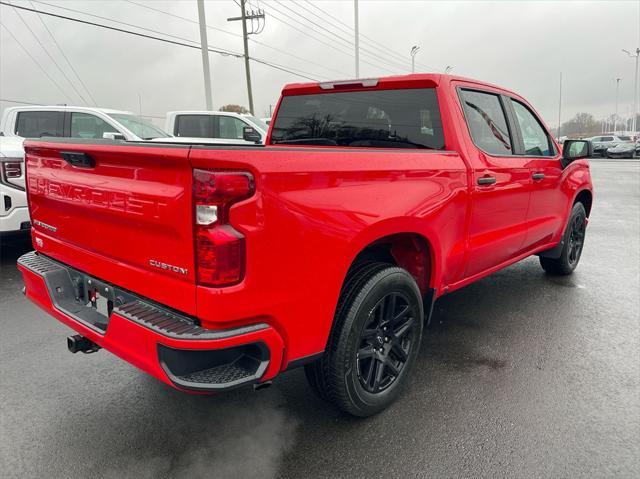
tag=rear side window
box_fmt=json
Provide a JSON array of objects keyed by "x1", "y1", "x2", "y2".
[
  {"x1": 460, "y1": 90, "x2": 513, "y2": 156},
  {"x1": 15, "y1": 111, "x2": 63, "y2": 138},
  {"x1": 174, "y1": 115, "x2": 213, "y2": 137},
  {"x1": 70, "y1": 113, "x2": 116, "y2": 139},
  {"x1": 510, "y1": 100, "x2": 554, "y2": 156},
  {"x1": 270, "y1": 88, "x2": 444, "y2": 149}
]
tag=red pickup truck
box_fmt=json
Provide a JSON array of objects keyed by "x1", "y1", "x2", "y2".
[{"x1": 18, "y1": 74, "x2": 593, "y2": 416}]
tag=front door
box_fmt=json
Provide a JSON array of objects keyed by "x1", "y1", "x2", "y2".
[{"x1": 507, "y1": 98, "x2": 565, "y2": 250}]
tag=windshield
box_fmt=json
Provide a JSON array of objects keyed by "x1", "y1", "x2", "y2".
[
  {"x1": 618, "y1": 136, "x2": 631, "y2": 141},
  {"x1": 108, "y1": 114, "x2": 169, "y2": 139},
  {"x1": 270, "y1": 88, "x2": 444, "y2": 149},
  {"x1": 244, "y1": 115, "x2": 269, "y2": 132}
]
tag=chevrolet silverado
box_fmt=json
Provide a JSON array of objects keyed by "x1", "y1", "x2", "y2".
[{"x1": 18, "y1": 74, "x2": 593, "y2": 416}]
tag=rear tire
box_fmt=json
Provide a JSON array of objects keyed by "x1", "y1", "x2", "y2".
[
  {"x1": 540, "y1": 202, "x2": 587, "y2": 275},
  {"x1": 305, "y1": 262, "x2": 424, "y2": 417}
]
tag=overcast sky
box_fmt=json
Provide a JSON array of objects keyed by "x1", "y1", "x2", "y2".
[{"x1": 1, "y1": 0, "x2": 639, "y2": 129}]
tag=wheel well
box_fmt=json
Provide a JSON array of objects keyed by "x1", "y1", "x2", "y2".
[
  {"x1": 349, "y1": 233, "x2": 432, "y2": 295},
  {"x1": 574, "y1": 190, "x2": 593, "y2": 217}
]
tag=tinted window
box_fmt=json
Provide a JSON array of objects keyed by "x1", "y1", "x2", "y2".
[
  {"x1": 602, "y1": 136, "x2": 614, "y2": 141},
  {"x1": 218, "y1": 116, "x2": 246, "y2": 139},
  {"x1": 15, "y1": 111, "x2": 63, "y2": 138},
  {"x1": 460, "y1": 90, "x2": 512, "y2": 155},
  {"x1": 108, "y1": 114, "x2": 168, "y2": 139},
  {"x1": 510, "y1": 100, "x2": 553, "y2": 156},
  {"x1": 70, "y1": 113, "x2": 115, "y2": 139},
  {"x1": 174, "y1": 115, "x2": 213, "y2": 137},
  {"x1": 271, "y1": 88, "x2": 444, "y2": 149}
]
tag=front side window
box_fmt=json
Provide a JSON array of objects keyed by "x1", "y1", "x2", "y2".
[
  {"x1": 15, "y1": 111, "x2": 63, "y2": 138},
  {"x1": 108, "y1": 114, "x2": 168, "y2": 139},
  {"x1": 218, "y1": 116, "x2": 246, "y2": 139},
  {"x1": 70, "y1": 113, "x2": 116, "y2": 139},
  {"x1": 510, "y1": 100, "x2": 554, "y2": 156},
  {"x1": 460, "y1": 90, "x2": 512, "y2": 155},
  {"x1": 271, "y1": 88, "x2": 444, "y2": 149},
  {"x1": 174, "y1": 115, "x2": 213, "y2": 137}
]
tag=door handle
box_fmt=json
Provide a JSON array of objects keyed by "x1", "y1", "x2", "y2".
[
  {"x1": 477, "y1": 175, "x2": 496, "y2": 186},
  {"x1": 532, "y1": 172, "x2": 545, "y2": 181},
  {"x1": 60, "y1": 151, "x2": 96, "y2": 168}
]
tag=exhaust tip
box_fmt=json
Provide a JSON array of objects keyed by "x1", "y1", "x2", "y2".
[{"x1": 67, "y1": 335, "x2": 100, "y2": 354}]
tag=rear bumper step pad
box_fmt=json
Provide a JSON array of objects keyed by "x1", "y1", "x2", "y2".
[{"x1": 18, "y1": 251, "x2": 283, "y2": 391}]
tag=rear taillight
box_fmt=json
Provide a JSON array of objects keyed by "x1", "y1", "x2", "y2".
[{"x1": 193, "y1": 170, "x2": 255, "y2": 286}]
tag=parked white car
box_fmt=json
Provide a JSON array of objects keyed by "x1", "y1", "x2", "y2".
[
  {"x1": 0, "y1": 136, "x2": 29, "y2": 237},
  {"x1": 165, "y1": 111, "x2": 268, "y2": 144},
  {"x1": 0, "y1": 106, "x2": 170, "y2": 141}
]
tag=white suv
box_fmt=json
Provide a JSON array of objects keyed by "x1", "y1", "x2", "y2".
[{"x1": 0, "y1": 136, "x2": 29, "y2": 238}]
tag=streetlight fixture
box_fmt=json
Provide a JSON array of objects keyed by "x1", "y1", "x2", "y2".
[
  {"x1": 410, "y1": 45, "x2": 420, "y2": 73},
  {"x1": 622, "y1": 48, "x2": 640, "y2": 134},
  {"x1": 444, "y1": 65, "x2": 454, "y2": 74}
]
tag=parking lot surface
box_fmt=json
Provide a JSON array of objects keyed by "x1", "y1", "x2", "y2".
[{"x1": 1, "y1": 159, "x2": 638, "y2": 479}]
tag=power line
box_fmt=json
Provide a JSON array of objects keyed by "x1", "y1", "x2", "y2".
[
  {"x1": 303, "y1": 0, "x2": 441, "y2": 72},
  {"x1": 1, "y1": 2, "x2": 320, "y2": 81},
  {"x1": 267, "y1": 4, "x2": 398, "y2": 74},
  {"x1": 261, "y1": 2, "x2": 399, "y2": 75},
  {"x1": 9, "y1": 3, "x2": 89, "y2": 105},
  {"x1": 121, "y1": 0, "x2": 343, "y2": 78},
  {"x1": 28, "y1": 0, "x2": 97, "y2": 105},
  {"x1": 0, "y1": 22, "x2": 74, "y2": 103}
]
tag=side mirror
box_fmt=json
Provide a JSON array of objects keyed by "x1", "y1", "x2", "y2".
[
  {"x1": 103, "y1": 132, "x2": 126, "y2": 140},
  {"x1": 242, "y1": 126, "x2": 262, "y2": 144},
  {"x1": 561, "y1": 139, "x2": 592, "y2": 168}
]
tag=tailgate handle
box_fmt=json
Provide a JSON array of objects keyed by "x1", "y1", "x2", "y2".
[{"x1": 60, "y1": 151, "x2": 96, "y2": 168}]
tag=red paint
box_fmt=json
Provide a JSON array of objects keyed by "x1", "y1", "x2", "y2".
[{"x1": 20, "y1": 74, "x2": 593, "y2": 391}]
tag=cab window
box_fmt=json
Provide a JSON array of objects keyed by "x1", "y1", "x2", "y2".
[
  {"x1": 218, "y1": 116, "x2": 246, "y2": 139},
  {"x1": 510, "y1": 99, "x2": 554, "y2": 156},
  {"x1": 174, "y1": 115, "x2": 213, "y2": 137},
  {"x1": 459, "y1": 89, "x2": 513, "y2": 156},
  {"x1": 70, "y1": 113, "x2": 116, "y2": 139},
  {"x1": 15, "y1": 111, "x2": 63, "y2": 138}
]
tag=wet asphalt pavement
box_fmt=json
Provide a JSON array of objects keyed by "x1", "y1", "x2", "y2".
[{"x1": 1, "y1": 159, "x2": 638, "y2": 479}]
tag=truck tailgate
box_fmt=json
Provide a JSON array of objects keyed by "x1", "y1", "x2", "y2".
[{"x1": 24, "y1": 141, "x2": 197, "y2": 315}]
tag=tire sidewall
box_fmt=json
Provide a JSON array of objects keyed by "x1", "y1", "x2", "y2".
[
  {"x1": 561, "y1": 202, "x2": 587, "y2": 271},
  {"x1": 338, "y1": 269, "x2": 424, "y2": 416}
]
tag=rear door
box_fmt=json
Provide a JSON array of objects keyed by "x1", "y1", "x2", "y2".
[
  {"x1": 25, "y1": 141, "x2": 197, "y2": 314},
  {"x1": 506, "y1": 98, "x2": 565, "y2": 250},
  {"x1": 457, "y1": 88, "x2": 532, "y2": 278}
]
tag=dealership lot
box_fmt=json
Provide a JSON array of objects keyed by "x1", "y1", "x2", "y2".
[{"x1": 1, "y1": 159, "x2": 638, "y2": 478}]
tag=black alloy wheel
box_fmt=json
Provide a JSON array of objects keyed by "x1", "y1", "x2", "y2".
[{"x1": 356, "y1": 292, "x2": 416, "y2": 393}]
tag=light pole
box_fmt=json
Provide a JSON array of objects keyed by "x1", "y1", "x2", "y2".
[
  {"x1": 614, "y1": 77, "x2": 622, "y2": 134},
  {"x1": 444, "y1": 65, "x2": 453, "y2": 74},
  {"x1": 196, "y1": 0, "x2": 213, "y2": 110},
  {"x1": 557, "y1": 72, "x2": 562, "y2": 139},
  {"x1": 622, "y1": 48, "x2": 639, "y2": 134},
  {"x1": 410, "y1": 45, "x2": 420, "y2": 73},
  {"x1": 354, "y1": 0, "x2": 359, "y2": 78}
]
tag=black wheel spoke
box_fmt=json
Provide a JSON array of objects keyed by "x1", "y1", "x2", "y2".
[
  {"x1": 365, "y1": 358, "x2": 376, "y2": 386},
  {"x1": 390, "y1": 341, "x2": 408, "y2": 361},
  {"x1": 384, "y1": 358, "x2": 400, "y2": 377},
  {"x1": 394, "y1": 317, "x2": 414, "y2": 339},
  {"x1": 358, "y1": 345, "x2": 375, "y2": 360},
  {"x1": 372, "y1": 359, "x2": 385, "y2": 391},
  {"x1": 392, "y1": 304, "x2": 410, "y2": 324}
]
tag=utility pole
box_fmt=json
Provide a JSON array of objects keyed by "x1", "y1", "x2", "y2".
[
  {"x1": 228, "y1": 0, "x2": 264, "y2": 115},
  {"x1": 354, "y1": 0, "x2": 359, "y2": 78},
  {"x1": 622, "y1": 48, "x2": 640, "y2": 134},
  {"x1": 197, "y1": 0, "x2": 213, "y2": 110},
  {"x1": 557, "y1": 72, "x2": 562, "y2": 139},
  {"x1": 614, "y1": 77, "x2": 622, "y2": 134}
]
